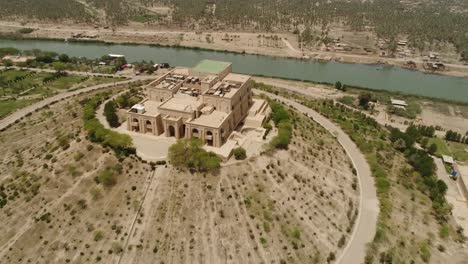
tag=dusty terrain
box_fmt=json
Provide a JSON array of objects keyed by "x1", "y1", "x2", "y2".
[
  {"x1": 2, "y1": 21, "x2": 468, "y2": 78},
  {"x1": 0, "y1": 86, "x2": 359, "y2": 263}
]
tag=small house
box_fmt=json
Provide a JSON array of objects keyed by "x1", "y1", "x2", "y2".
[{"x1": 391, "y1": 99, "x2": 408, "y2": 109}]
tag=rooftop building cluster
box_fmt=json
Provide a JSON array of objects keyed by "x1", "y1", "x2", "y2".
[{"x1": 127, "y1": 60, "x2": 270, "y2": 148}]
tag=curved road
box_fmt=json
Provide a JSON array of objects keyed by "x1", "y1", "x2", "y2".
[
  {"x1": 0, "y1": 75, "x2": 153, "y2": 131},
  {"x1": 254, "y1": 89, "x2": 379, "y2": 264}
]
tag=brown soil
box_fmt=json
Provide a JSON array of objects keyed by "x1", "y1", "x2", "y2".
[{"x1": 0, "y1": 88, "x2": 358, "y2": 263}]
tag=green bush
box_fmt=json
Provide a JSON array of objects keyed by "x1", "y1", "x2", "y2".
[
  {"x1": 271, "y1": 121, "x2": 292, "y2": 149},
  {"x1": 17, "y1": 28, "x2": 34, "y2": 34},
  {"x1": 168, "y1": 139, "x2": 221, "y2": 172},
  {"x1": 268, "y1": 99, "x2": 292, "y2": 150},
  {"x1": 82, "y1": 94, "x2": 135, "y2": 157},
  {"x1": 104, "y1": 100, "x2": 120, "y2": 128},
  {"x1": 96, "y1": 169, "x2": 117, "y2": 187},
  {"x1": 233, "y1": 147, "x2": 247, "y2": 160}
]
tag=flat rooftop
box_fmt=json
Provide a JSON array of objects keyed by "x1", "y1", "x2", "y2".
[
  {"x1": 224, "y1": 73, "x2": 250, "y2": 83},
  {"x1": 159, "y1": 94, "x2": 202, "y2": 113},
  {"x1": 132, "y1": 100, "x2": 161, "y2": 116},
  {"x1": 188, "y1": 110, "x2": 228, "y2": 128},
  {"x1": 193, "y1": 60, "x2": 231, "y2": 75}
]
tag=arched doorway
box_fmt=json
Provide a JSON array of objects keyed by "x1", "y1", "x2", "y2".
[
  {"x1": 180, "y1": 124, "x2": 186, "y2": 138},
  {"x1": 145, "y1": 120, "x2": 153, "y2": 134},
  {"x1": 168, "y1": 125, "x2": 176, "y2": 137},
  {"x1": 206, "y1": 131, "x2": 214, "y2": 146},
  {"x1": 192, "y1": 128, "x2": 200, "y2": 138},
  {"x1": 132, "y1": 118, "x2": 140, "y2": 132}
]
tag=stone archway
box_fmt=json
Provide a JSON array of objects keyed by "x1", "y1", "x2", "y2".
[
  {"x1": 206, "y1": 131, "x2": 214, "y2": 146},
  {"x1": 180, "y1": 124, "x2": 186, "y2": 138},
  {"x1": 168, "y1": 125, "x2": 176, "y2": 137},
  {"x1": 192, "y1": 128, "x2": 200, "y2": 138},
  {"x1": 145, "y1": 120, "x2": 153, "y2": 134},
  {"x1": 131, "y1": 118, "x2": 140, "y2": 132}
]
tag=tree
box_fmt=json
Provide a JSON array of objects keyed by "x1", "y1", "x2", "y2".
[
  {"x1": 58, "y1": 54, "x2": 70, "y2": 63},
  {"x1": 104, "y1": 101, "x2": 120, "y2": 128},
  {"x1": 168, "y1": 139, "x2": 221, "y2": 172},
  {"x1": 428, "y1": 143, "x2": 437, "y2": 155},
  {"x1": 1, "y1": 59, "x2": 13, "y2": 67},
  {"x1": 393, "y1": 138, "x2": 407, "y2": 151},
  {"x1": 233, "y1": 147, "x2": 247, "y2": 160},
  {"x1": 358, "y1": 93, "x2": 372, "y2": 110},
  {"x1": 335, "y1": 81, "x2": 342, "y2": 90}
]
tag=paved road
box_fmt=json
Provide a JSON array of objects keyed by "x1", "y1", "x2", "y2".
[
  {"x1": 254, "y1": 89, "x2": 379, "y2": 264},
  {"x1": 0, "y1": 77, "x2": 151, "y2": 131}
]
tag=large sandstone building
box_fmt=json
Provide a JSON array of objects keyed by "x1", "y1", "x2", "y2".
[{"x1": 127, "y1": 60, "x2": 269, "y2": 148}]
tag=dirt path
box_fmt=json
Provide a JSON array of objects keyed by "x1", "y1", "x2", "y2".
[
  {"x1": 281, "y1": 38, "x2": 301, "y2": 55},
  {"x1": 254, "y1": 89, "x2": 379, "y2": 264},
  {"x1": 434, "y1": 158, "x2": 468, "y2": 238},
  {"x1": 116, "y1": 168, "x2": 160, "y2": 264}
]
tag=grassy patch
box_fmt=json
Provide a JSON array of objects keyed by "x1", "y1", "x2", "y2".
[
  {"x1": 447, "y1": 141, "x2": 468, "y2": 162},
  {"x1": 429, "y1": 137, "x2": 468, "y2": 162},
  {"x1": 131, "y1": 13, "x2": 161, "y2": 23},
  {"x1": 0, "y1": 98, "x2": 40, "y2": 119}
]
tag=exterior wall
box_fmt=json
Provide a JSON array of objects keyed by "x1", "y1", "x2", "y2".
[
  {"x1": 148, "y1": 89, "x2": 174, "y2": 102},
  {"x1": 127, "y1": 63, "x2": 257, "y2": 148},
  {"x1": 159, "y1": 108, "x2": 196, "y2": 121},
  {"x1": 163, "y1": 117, "x2": 184, "y2": 139},
  {"x1": 185, "y1": 111, "x2": 233, "y2": 147},
  {"x1": 127, "y1": 113, "x2": 163, "y2": 135},
  {"x1": 201, "y1": 96, "x2": 231, "y2": 113}
]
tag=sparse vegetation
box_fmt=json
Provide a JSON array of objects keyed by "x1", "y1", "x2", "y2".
[{"x1": 254, "y1": 82, "x2": 464, "y2": 263}]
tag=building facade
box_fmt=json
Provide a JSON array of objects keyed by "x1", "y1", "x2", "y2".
[{"x1": 127, "y1": 60, "x2": 269, "y2": 148}]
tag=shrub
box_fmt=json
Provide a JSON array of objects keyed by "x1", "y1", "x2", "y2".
[
  {"x1": 18, "y1": 28, "x2": 34, "y2": 34},
  {"x1": 83, "y1": 94, "x2": 135, "y2": 157},
  {"x1": 97, "y1": 169, "x2": 117, "y2": 187},
  {"x1": 271, "y1": 121, "x2": 292, "y2": 149},
  {"x1": 94, "y1": 231, "x2": 104, "y2": 241},
  {"x1": 439, "y1": 224, "x2": 450, "y2": 239},
  {"x1": 291, "y1": 228, "x2": 301, "y2": 239},
  {"x1": 168, "y1": 139, "x2": 221, "y2": 172},
  {"x1": 267, "y1": 99, "x2": 292, "y2": 149},
  {"x1": 233, "y1": 147, "x2": 247, "y2": 160},
  {"x1": 104, "y1": 100, "x2": 120, "y2": 128}
]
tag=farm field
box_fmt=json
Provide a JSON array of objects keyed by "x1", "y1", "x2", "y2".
[{"x1": 0, "y1": 69, "x2": 122, "y2": 119}]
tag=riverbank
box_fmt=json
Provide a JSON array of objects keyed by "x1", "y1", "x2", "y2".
[{"x1": 1, "y1": 21, "x2": 468, "y2": 78}]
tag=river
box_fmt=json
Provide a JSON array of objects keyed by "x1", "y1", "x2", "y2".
[{"x1": 1, "y1": 39, "x2": 468, "y2": 102}]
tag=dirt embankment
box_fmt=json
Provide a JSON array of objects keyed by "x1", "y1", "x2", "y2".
[{"x1": 1, "y1": 21, "x2": 468, "y2": 78}]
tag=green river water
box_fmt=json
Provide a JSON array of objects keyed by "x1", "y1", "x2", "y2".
[{"x1": 1, "y1": 39, "x2": 467, "y2": 102}]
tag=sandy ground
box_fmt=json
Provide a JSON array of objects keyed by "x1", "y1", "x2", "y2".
[
  {"x1": 2, "y1": 21, "x2": 468, "y2": 78},
  {"x1": 112, "y1": 110, "x2": 360, "y2": 263},
  {"x1": 0, "y1": 80, "x2": 360, "y2": 264}
]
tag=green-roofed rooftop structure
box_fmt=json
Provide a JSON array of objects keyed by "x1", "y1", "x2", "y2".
[{"x1": 192, "y1": 60, "x2": 232, "y2": 79}]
